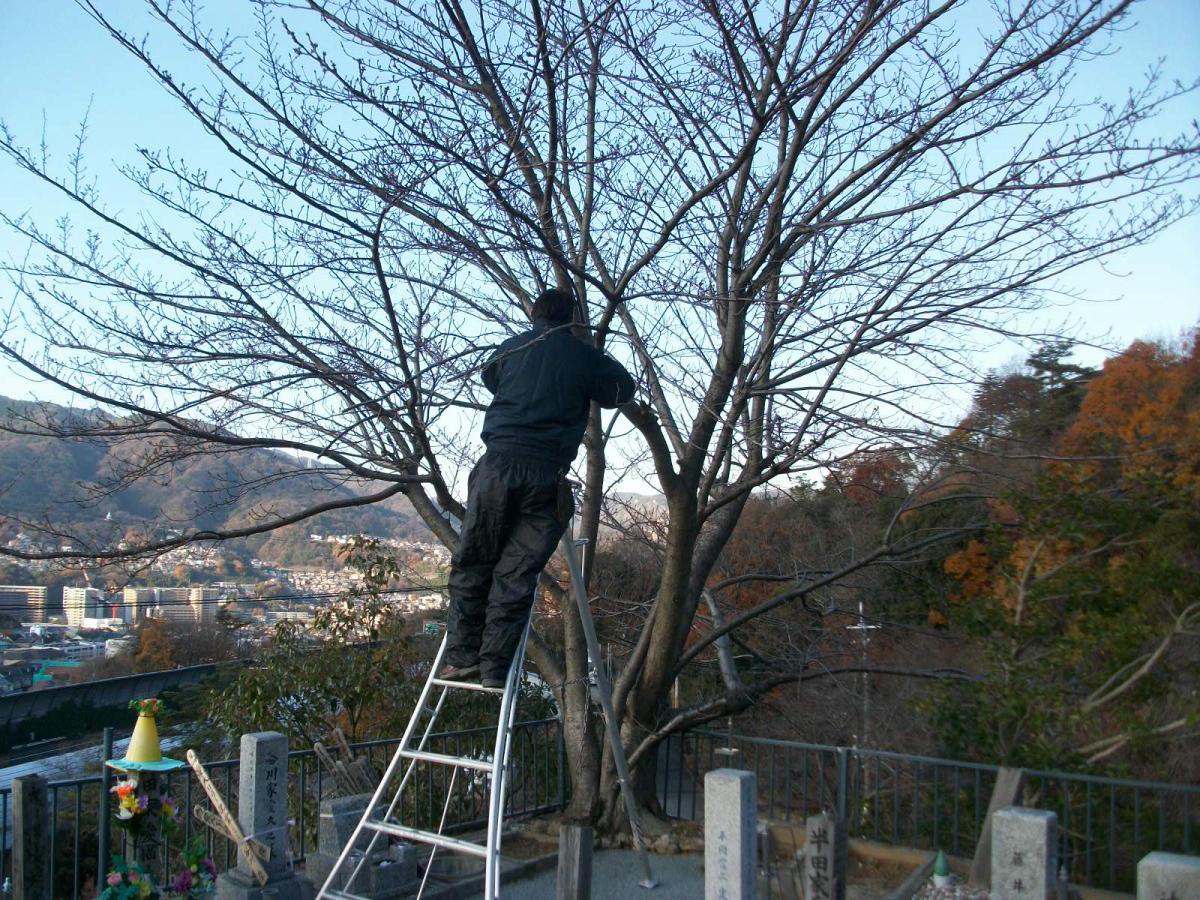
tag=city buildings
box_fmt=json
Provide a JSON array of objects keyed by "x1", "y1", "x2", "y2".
[
  {"x1": 0, "y1": 585, "x2": 49, "y2": 623},
  {"x1": 62, "y1": 586, "x2": 104, "y2": 626},
  {"x1": 119, "y1": 585, "x2": 219, "y2": 625}
]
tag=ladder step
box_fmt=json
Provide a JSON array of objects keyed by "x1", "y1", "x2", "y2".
[
  {"x1": 429, "y1": 677, "x2": 505, "y2": 694},
  {"x1": 362, "y1": 818, "x2": 489, "y2": 857},
  {"x1": 400, "y1": 749, "x2": 495, "y2": 772},
  {"x1": 322, "y1": 890, "x2": 370, "y2": 900}
]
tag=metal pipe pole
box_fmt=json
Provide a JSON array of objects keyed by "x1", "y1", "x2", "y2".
[
  {"x1": 98, "y1": 727, "x2": 113, "y2": 889},
  {"x1": 559, "y1": 531, "x2": 657, "y2": 889}
]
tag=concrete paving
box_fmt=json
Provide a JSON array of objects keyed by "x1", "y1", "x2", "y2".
[{"x1": 501, "y1": 850, "x2": 705, "y2": 900}]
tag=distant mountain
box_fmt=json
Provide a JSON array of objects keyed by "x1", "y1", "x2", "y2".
[{"x1": 0, "y1": 397, "x2": 433, "y2": 559}]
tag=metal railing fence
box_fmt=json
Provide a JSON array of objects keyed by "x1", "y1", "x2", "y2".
[
  {"x1": 3, "y1": 723, "x2": 1196, "y2": 898},
  {"x1": 659, "y1": 732, "x2": 1200, "y2": 893},
  {"x1": 0, "y1": 717, "x2": 564, "y2": 900}
]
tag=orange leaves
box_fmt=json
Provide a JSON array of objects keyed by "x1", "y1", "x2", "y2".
[
  {"x1": 1061, "y1": 330, "x2": 1200, "y2": 490},
  {"x1": 944, "y1": 539, "x2": 992, "y2": 599},
  {"x1": 830, "y1": 450, "x2": 913, "y2": 508}
]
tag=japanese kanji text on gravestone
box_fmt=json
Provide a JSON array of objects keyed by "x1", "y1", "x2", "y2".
[
  {"x1": 704, "y1": 768, "x2": 756, "y2": 900},
  {"x1": 216, "y1": 732, "x2": 314, "y2": 900},
  {"x1": 805, "y1": 812, "x2": 846, "y2": 900},
  {"x1": 990, "y1": 807, "x2": 1057, "y2": 900}
]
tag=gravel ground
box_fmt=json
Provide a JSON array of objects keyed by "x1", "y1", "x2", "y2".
[
  {"x1": 500, "y1": 850, "x2": 705, "y2": 900},
  {"x1": 914, "y1": 880, "x2": 991, "y2": 900}
]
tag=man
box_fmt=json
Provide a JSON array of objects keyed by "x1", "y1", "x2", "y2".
[{"x1": 439, "y1": 287, "x2": 636, "y2": 688}]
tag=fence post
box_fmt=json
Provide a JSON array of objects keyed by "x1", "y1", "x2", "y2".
[
  {"x1": 98, "y1": 727, "x2": 114, "y2": 888},
  {"x1": 836, "y1": 748, "x2": 850, "y2": 824},
  {"x1": 13, "y1": 776, "x2": 50, "y2": 900},
  {"x1": 557, "y1": 719, "x2": 567, "y2": 810}
]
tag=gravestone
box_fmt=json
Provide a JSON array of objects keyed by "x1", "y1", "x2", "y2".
[
  {"x1": 216, "y1": 732, "x2": 314, "y2": 900},
  {"x1": 12, "y1": 776, "x2": 49, "y2": 900},
  {"x1": 990, "y1": 807, "x2": 1057, "y2": 900},
  {"x1": 557, "y1": 823, "x2": 594, "y2": 900},
  {"x1": 804, "y1": 813, "x2": 847, "y2": 900},
  {"x1": 303, "y1": 792, "x2": 417, "y2": 896},
  {"x1": 705, "y1": 768, "x2": 757, "y2": 900},
  {"x1": 970, "y1": 767, "x2": 1026, "y2": 888},
  {"x1": 1137, "y1": 851, "x2": 1200, "y2": 900}
]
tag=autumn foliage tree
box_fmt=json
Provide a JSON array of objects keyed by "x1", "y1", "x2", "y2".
[{"x1": 936, "y1": 331, "x2": 1200, "y2": 776}]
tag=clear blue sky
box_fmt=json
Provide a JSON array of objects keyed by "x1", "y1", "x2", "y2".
[{"x1": 1, "y1": 0, "x2": 1198, "y2": 409}]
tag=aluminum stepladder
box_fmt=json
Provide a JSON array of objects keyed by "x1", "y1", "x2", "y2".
[
  {"x1": 317, "y1": 524, "x2": 656, "y2": 899},
  {"x1": 316, "y1": 612, "x2": 532, "y2": 900}
]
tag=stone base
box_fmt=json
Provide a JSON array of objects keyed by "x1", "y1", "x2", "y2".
[
  {"x1": 216, "y1": 866, "x2": 315, "y2": 900},
  {"x1": 1137, "y1": 851, "x2": 1200, "y2": 900},
  {"x1": 304, "y1": 846, "x2": 418, "y2": 898}
]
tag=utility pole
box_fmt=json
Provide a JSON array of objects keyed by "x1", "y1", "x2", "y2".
[{"x1": 846, "y1": 600, "x2": 881, "y2": 748}]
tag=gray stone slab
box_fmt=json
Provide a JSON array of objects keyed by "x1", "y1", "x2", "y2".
[
  {"x1": 705, "y1": 768, "x2": 756, "y2": 900},
  {"x1": 317, "y1": 792, "x2": 374, "y2": 855},
  {"x1": 804, "y1": 813, "x2": 847, "y2": 900},
  {"x1": 216, "y1": 866, "x2": 314, "y2": 900},
  {"x1": 239, "y1": 732, "x2": 290, "y2": 877},
  {"x1": 557, "y1": 823, "x2": 594, "y2": 900},
  {"x1": 970, "y1": 767, "x2": 1026, "y2": 888},
  {"x1": 991, "y1": 807, "x2": 1058, "y2": 900},
  {"x1": 304, "y1": 845, "x2": 417, "y2": 898},
  {"x1": 1137, "y1": 851, "x2": 1200, "y2": 900},
  {"x1": 12, "y1": 776, "x2": 49, "y2": 900}
]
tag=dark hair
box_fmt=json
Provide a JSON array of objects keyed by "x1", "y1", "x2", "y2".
[{"x1": 530, "y1": 288, "x2": 575, "y2": 323}]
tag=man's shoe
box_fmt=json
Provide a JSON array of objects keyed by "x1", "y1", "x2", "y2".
[
  {"x1": 481, "y1": 676, "x2": 505, "y2": 690},
  {"x1": 437, "y1": 662, "x2": 480, "y2": 681}
]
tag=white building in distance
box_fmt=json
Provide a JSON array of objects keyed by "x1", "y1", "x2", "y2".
[{"x1": 63, "y1": 587, "x2": 105, "y2": 626}]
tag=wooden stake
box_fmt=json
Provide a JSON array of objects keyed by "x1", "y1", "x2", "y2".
[
  {"x1": 186, "y1": 750, "x2": 270, "y2": 886},
  {"x1": 191, "y1": 806, "x2": 271, "y2": 862}
]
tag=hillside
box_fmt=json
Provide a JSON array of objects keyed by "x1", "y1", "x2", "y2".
[{"x1": 0, "y1": 397, "x2": 432, "y2": 559}]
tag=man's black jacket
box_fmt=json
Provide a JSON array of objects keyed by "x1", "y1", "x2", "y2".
[{"x1": 480, "y1": 317, "x2": 635, "y2": 468}]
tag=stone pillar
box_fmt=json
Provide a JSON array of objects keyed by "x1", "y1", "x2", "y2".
[
  {"x1": 705, "y1": 768, "x2": 756, "y2": 900},
  {"x1": 1137, "y1": 851, "x2": 1200, "y2": 900},
  {"x1": 238, "y1": 732, "x2": 289, "y2": 878},
  {"x1": 13, "y1": 776, "x2": 49, "y2": 900},
  {"x1": 129, "y1": 773, "x2": 164, "y2": 873},
  {"x1": 970, "y1": 767, "x2": 1026, "y2": 888},
  {"x1": 557, "y1": 823, "x2": 594, "y2": 900},
  {"x1": 804, "y1": 813, "x2": 847, "y2": 900},
  {"x1": 216, "y1": 732, "x2": 314, "y2": 900},
  {"x1": 991, "y1": 807, "x2": 1058, "y2": 900}
]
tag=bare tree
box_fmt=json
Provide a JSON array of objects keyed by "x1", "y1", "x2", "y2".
[{"x1": 1, "y1": 0, "x2": 1196, "y2": 828}]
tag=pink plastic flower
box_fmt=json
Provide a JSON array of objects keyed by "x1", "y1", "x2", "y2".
[{"x1": 106, "y1": 873, "x2": 122, "y2": 887}]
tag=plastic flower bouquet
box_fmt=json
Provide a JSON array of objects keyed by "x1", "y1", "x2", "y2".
[
  {"x1": 130, "y1": 698, "x2": 163, "y2": 717},
  {"x1": 98, "y1": 855, "x2": 157, "y2": 900},
  {"x1": 112, "y1": 780, "x2": 150, "y2": 828},
  {"x1": 168, "y1": 838, "x2": 217, "y2": 899}
]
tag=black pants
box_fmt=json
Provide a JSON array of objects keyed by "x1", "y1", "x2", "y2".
[{"x1": 445, "y1": 450, "x2": 572, "y2": 681}]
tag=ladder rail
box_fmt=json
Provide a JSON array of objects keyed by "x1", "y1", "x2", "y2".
[
  {"x1": 317, "y1": 595, "x2": 535, "y2": 900},
  {"x1": 484, "y1": 616, "x2": 531, "y2": 899},
  {"x1": 560, "y1": 532, "x2": 658, "y2": 889},
  {"x1": 318, "y1": 636, "x2": 454, "y2": 897}
]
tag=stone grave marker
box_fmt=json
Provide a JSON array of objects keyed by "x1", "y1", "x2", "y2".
[
  {"x1": 1137, "y1": 851, "x2": 1200, "y2": 900},
  {"x1": 970, "y1": 767, "x2": 1026, "y2": 887},
  {"x1": 216, "y1": 732, "x2": 314, "y2": 900},
  {"x1": 303, "y1": 792, "x2": 416, "y2": 896},
  {"x1": 991, "y1": 807, "x2": 1058, "y2": 900},
  {"x1": 705, "y1": 768, "x2": 757, "y2": 900},
  {"x1": 804, "y1": 812, "x2": 847, "y2": 900}
]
